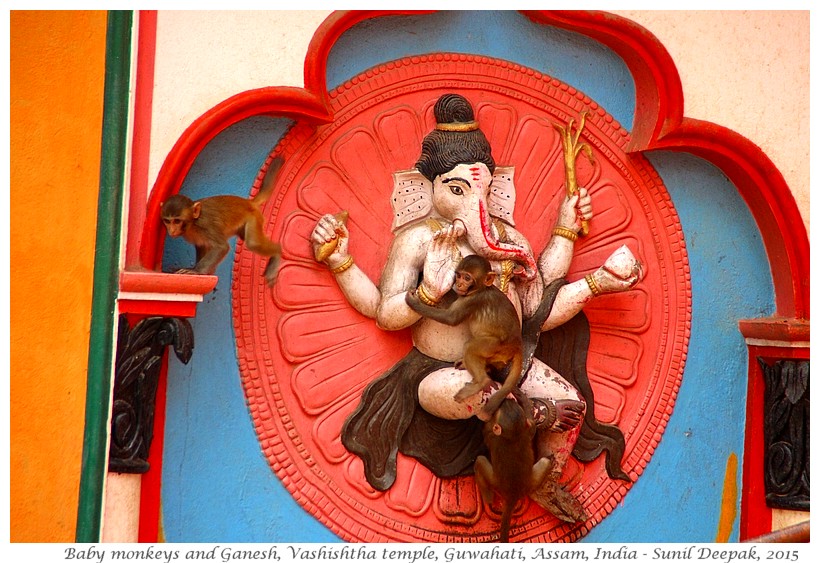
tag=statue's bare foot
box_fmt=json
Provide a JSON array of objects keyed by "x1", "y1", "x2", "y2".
[{"x1": 531, "y1": 398, "x2": 585, "y2": 432}]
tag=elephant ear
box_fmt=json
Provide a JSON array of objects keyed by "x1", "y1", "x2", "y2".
[
  {"x1": 391, "y1": 169, "x2": 434, "y2": 231},
  {"x1": 489, "y1": 166, "x2": 516, "y2": 226}
]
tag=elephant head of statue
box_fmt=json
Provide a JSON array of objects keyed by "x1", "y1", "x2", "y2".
[{"x1": 389, "y1": 93, "x2": 537, "y2": 279}]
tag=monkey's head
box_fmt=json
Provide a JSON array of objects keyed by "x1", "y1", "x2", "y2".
[
  {"x1": 454, "y1": 255, "x2": 496, "y2": 296},
  {"x1": 161, "y1": 194, "x2": 201, "y2": 238},
  {"x1": 488, "y1": 397, "x2": 533, "y2": 439}
]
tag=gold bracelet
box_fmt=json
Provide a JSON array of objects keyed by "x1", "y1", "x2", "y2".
[
  {"x1": 330, "y1": 256, "x2": 354, "y2": 275},
  {"x1": 553, "y1": 226, "x2": 578, "y2": 242},
  {"x1": 585, "y1": 273, "x2": 602, "y2": 297},
  {"x1": 417, "y1": 282, "x2": 439, "y2": 306}
]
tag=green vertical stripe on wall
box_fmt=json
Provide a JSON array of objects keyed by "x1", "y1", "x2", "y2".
[{"x1": 75, "y1": 10, "x2": 133, "y2": 543}]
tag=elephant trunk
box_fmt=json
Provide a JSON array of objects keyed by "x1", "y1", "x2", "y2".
[{"x1": 463, "y1": 200, "x2": 537, "y2": 280}]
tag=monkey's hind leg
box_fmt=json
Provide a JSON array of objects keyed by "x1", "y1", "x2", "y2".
[
  {"x1": 529, "y1": 457, "x2": 553, "y2": 492},
  {"x1": 482, "y1": 348, "x2": 523, "y2": 416},
  {"x1": 473, "y1": 455, "x2": 497, "y2": 504},
  {"x1": 454, "y1": 338, "x2": 496, "y2": 402}
]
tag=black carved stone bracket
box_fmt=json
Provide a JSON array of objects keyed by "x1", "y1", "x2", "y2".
[
  {"x1": 108, "y1": 315, "x2": 194, "y2": 473},
  {"x1": 759, "y1": 358, "x2": 810, "y2": 511}
]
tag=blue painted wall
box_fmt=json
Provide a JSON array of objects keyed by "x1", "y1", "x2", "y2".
[{"x1": 161, "y1": 12, "x2": 774, "y2": 542}]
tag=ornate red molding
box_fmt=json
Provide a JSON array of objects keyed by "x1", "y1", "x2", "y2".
[{"x1": 118, "y1": 271, "x2": 217, "y2": 317}]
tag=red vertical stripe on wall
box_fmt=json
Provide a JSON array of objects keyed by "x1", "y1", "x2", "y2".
[
  {"x1": 126, "y1": 10, "x2": 158, "y2": 267},
  {"x1": 128, "y1": 11, "x2": 165, "y2": 542},
  {"x1": 139, "y1": 356, "x2": 167, "y2": 542}
]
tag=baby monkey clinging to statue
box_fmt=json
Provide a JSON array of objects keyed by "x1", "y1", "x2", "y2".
[
  {"x1": 475, "y1": 389, "x2": 552, "y2": 542},
  {"x1": 160, "y1": 156, "x2": 284, "y2": 286},
  {"x1": 406, "y1": 254, "x2": 523, "y2": 416}
]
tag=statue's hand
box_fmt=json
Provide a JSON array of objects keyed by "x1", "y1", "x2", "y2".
[
  {"x1": 311, "y1": 213, "x2": 350, "y2": 268},
  {"x1": 421, "y1": 222, "x2": 463, "y2": 300},
  {"x1": 557, "y1": 187, "x2": 593, "y2": 232},
  {"x1": 591, "y1": 245, "x2": 644, "y2": 294}
]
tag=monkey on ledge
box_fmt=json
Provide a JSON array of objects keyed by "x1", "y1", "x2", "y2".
[{"x1": 160, "y1": 156, "x2": 284, "y2": 286}]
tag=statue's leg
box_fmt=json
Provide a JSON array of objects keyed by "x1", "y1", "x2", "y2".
[
  {"x1": 520, "y1": 358, "x2": 588, "y2": 523},
  {"x1": 519, "y1": 358, "x2": 585, "y2": 480},
  {"x1": 418, "y1": 367, "x2": 489, "y2": 420}
]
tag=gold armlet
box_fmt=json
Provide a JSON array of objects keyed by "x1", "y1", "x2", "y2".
[
  {"x1": 330, "y1": 256, "x2": 354, "y2": 275},
  {"x1": 553, "y1": 226, "x2": 578, "y2": 242},
  {"x1": 417, "y1": 283, "x2": 439, "y2": 306},
  {"x1": 585, "y1": 273, "x2": 602, "y2": 297}
]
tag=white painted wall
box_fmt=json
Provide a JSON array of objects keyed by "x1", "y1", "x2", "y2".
[
  {"x1": 148, "y1": 10, "x2": 809, "y2": 229},
  {"x1": 613, "y1": 10, "x2": 809, "y2": 231}
]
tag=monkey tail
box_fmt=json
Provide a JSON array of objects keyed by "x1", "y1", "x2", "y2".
[
  {"x1": 252, "y1": 155, "x2": 284, "y2": 206},
  {"x1": 499, "y1": 500, "x2": 513, "y2": 543}
]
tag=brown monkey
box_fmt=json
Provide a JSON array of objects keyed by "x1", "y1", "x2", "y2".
[
  {"x1": 160, "y1": 156, "x2": 284, "y2": 286},
  {"x1": 475, "y1": 391, "x2": 552, "y2": 542},
  {"x1": 405, "y1": 254, "x2": 522, "y2": 415}
]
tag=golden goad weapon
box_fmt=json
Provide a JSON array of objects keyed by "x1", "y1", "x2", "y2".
[{"x1": 553, "y1": 111, "x2": 594, "y2": 236}]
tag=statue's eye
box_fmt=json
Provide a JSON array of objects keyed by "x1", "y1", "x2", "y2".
[{"x1": 449, "y1": 185, "x2": 464, "y2": 196}]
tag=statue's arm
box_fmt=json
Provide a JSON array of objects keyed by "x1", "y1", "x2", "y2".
[
  {"x1": 375, "y1": 227, "x2": 428, "y2": 331},
  {"x1": 331, "y1": 264, "x2": 381, "y2": 319},
  {"x1": 311, "y1": 213, "x2": 380, "y2": 318},
  {"x1": 538, "y1": 188, "x2": 592, "y2": 282},
  {"x1": 541, "y1": 252, "x2": 644, "y2": 332}
]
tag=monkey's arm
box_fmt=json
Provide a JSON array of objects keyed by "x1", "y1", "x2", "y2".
[{"x1": 192, "y1": 240, "x2": 230, "y2": 275}]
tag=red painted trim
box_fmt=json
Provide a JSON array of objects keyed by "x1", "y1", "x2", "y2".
[
  {"x1": 120, "y1": 270, "x2": 218, "y2": 295},
  {"x1": 739, "y1": 317, "x2": 810, "y2": 343},
  {"x1": 740, "y1": 350, "x2": 771, "y2": 540},
  {"x1": 117, "y1": 271, "x2": 216, "y2": 317},
  {"x1": 138, "y1": 343, "x2": 168, "y2": 543},
  {"x1": 126, "y1": 11, "x2": 158, "y2": 267},
  {"x1": 738, "y1": 341, "x2": 809, "y2": 541},
  {"x1": 117, "y1": 300, "x2": 198, "y2": 318},
  {"x1": 302, "y1": 10, "x2": 433, "y2": 96}
]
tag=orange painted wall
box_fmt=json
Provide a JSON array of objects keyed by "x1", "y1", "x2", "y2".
[{"x1": 10, "y1": 10, "x2": 108, "y2": 542}]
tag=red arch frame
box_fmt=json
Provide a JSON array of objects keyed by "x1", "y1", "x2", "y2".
[{"x1": 140, "y1": 10, "x2": 808, "y2": 321}]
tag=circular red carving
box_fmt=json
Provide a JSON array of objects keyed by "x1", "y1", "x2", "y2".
[{"x1": 233, "y1": 54, "x2": 691, "y2": 542}]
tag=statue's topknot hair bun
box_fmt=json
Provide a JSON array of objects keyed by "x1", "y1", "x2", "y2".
[{"x1": 416, "y1": 94, "x2": 495, "y2": 182}]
